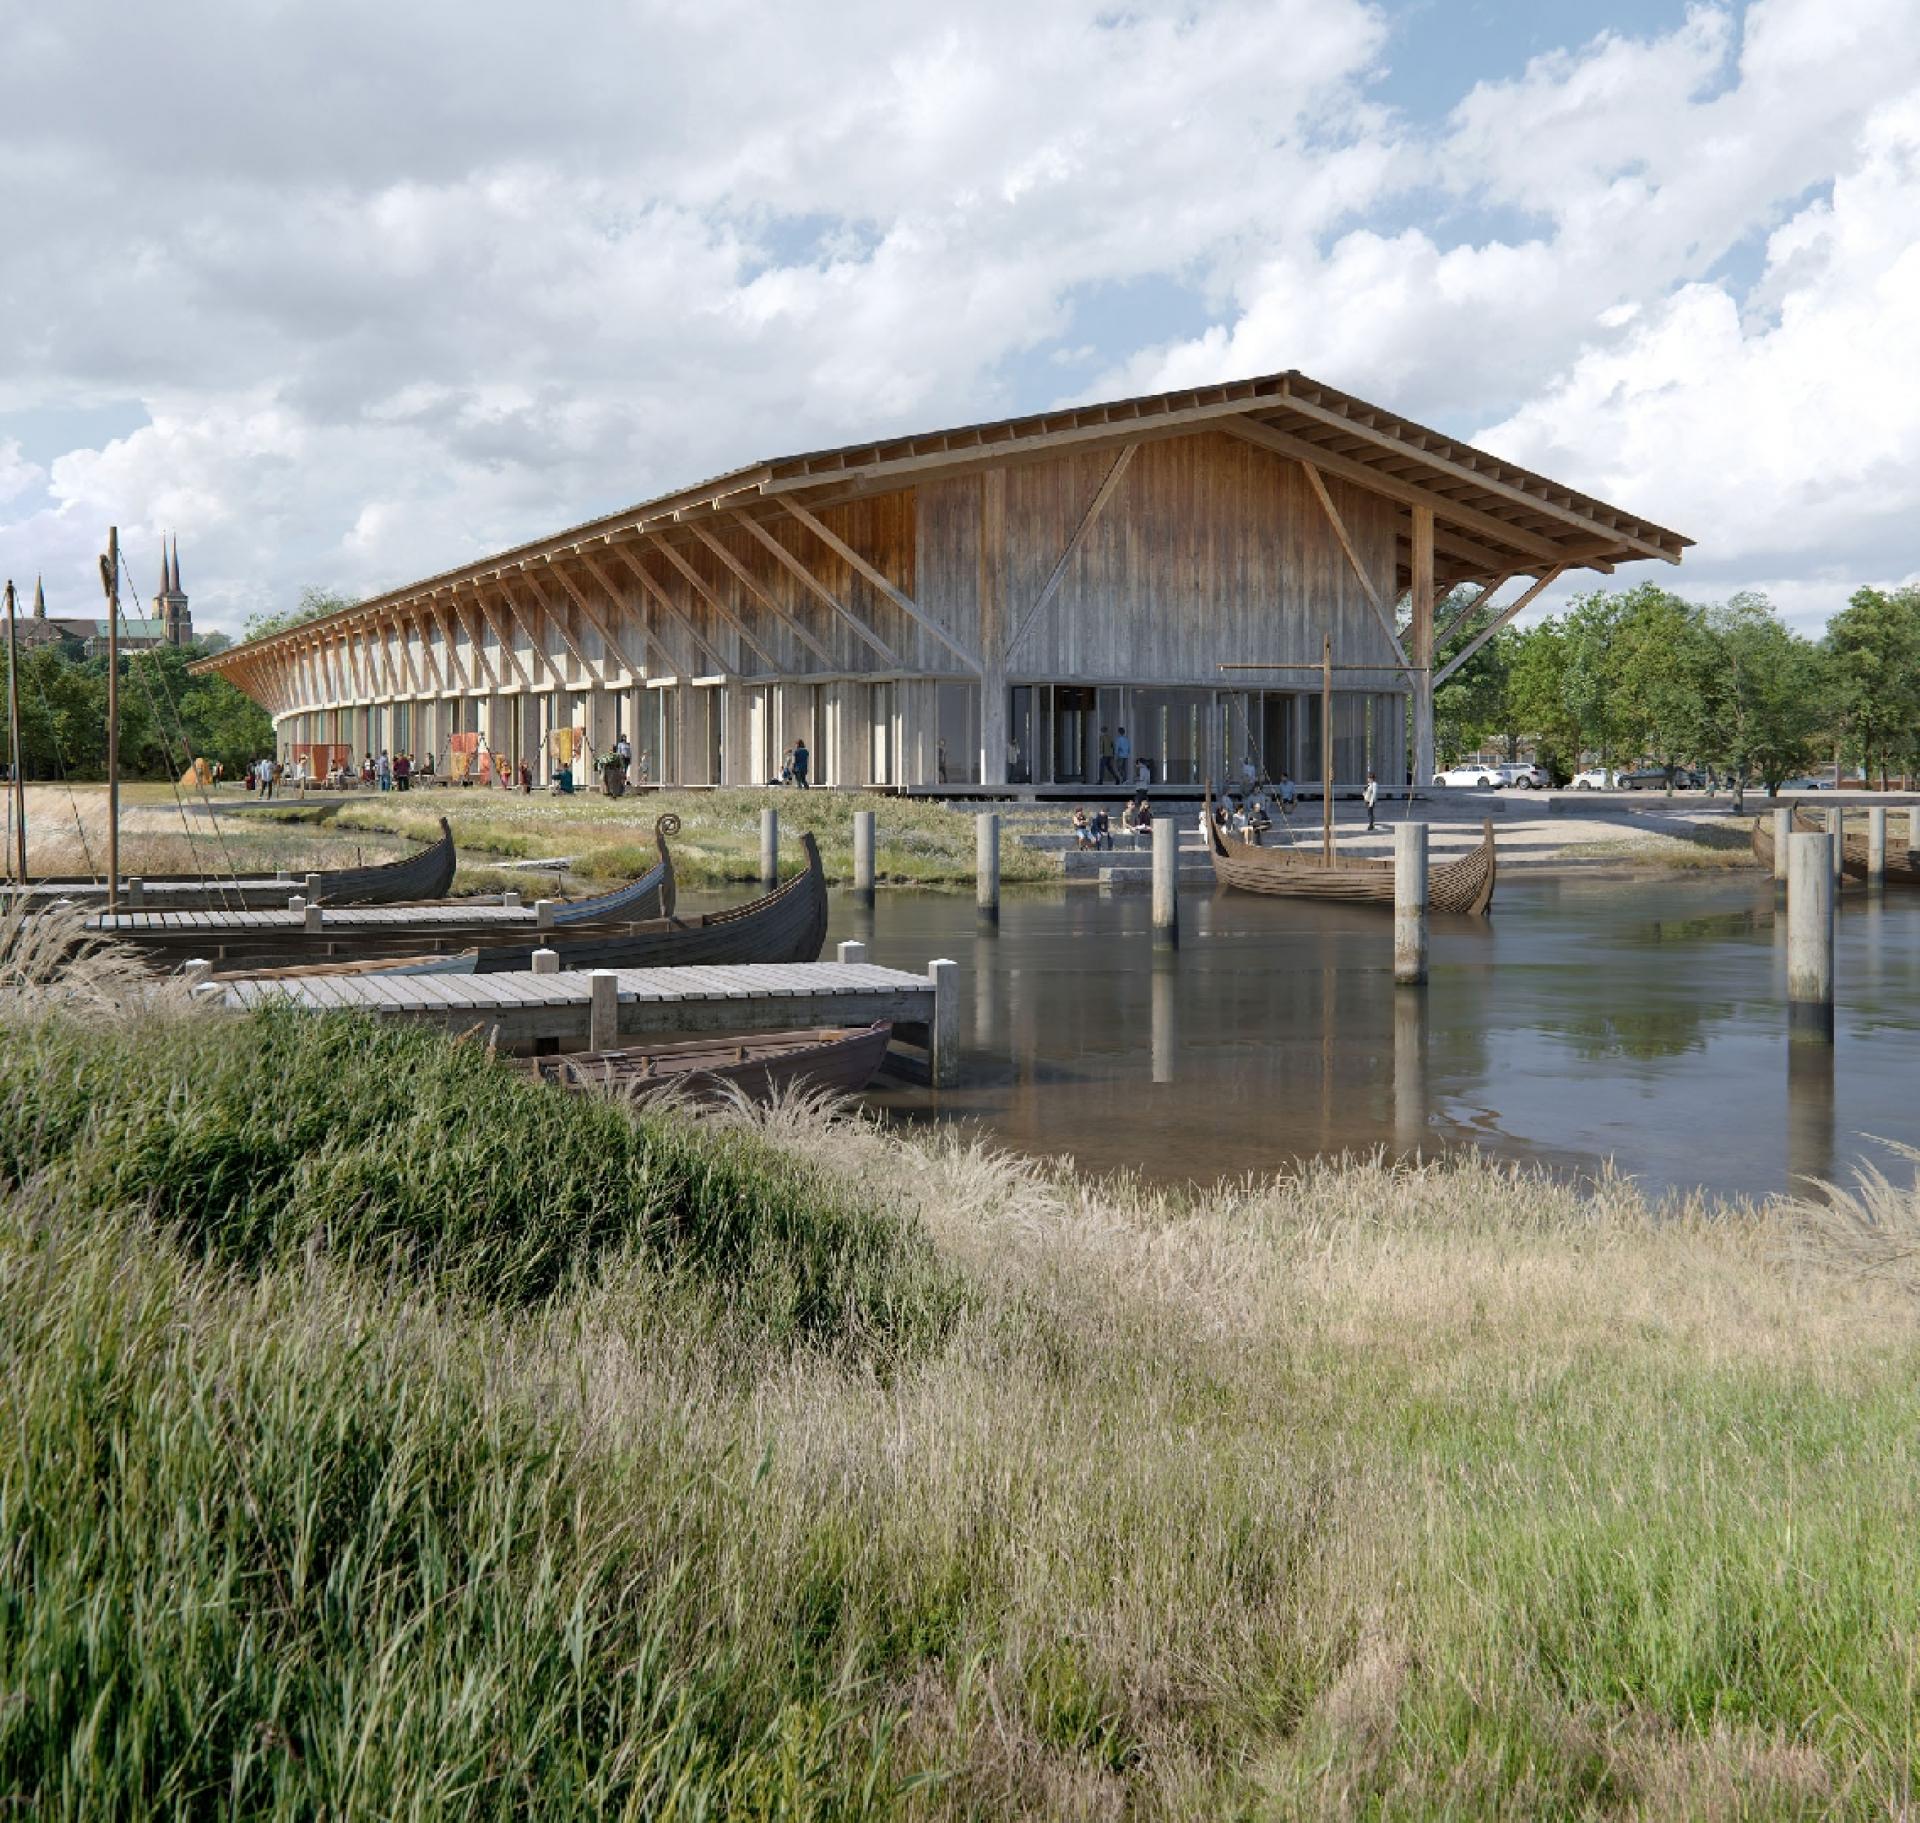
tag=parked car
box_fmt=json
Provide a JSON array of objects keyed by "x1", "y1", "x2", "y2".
[
  {"x1": 1499, "y1": 762, "x2": 1549, "y2": 789},
  {"x1": 1619, "y1": 766, "x2": 1700, "y2": 790},
  {"x1": 1773, "y1": 775, "x2": 1831, "y2": 790},
  {"x1": 1570, "y1": 767, "x2": 1615, "y2": 789},
  {"x1": 1432, "y1": 764, "x2": 1501, "y2": 787}
]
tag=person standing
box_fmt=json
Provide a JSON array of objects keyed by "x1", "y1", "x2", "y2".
[
  {"x1": 1113, "y1": 725, "x2": 1132, "y2": 784},
  {"x1": 376, "y1": 750, "x2": 392, "y2": 792},
  {"x1": 1363, "y1": 769, "x2": 1379, "y2": 832},
  {"x1": 1097, "y1": 726, "x2": 1118, "y2": 784},
  {"x1": 792, "y1": 737, "x2": 810, "y2": 788}
]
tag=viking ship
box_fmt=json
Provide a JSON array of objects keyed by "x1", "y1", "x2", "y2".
[
  {"x1": 3, "y1": 818, "x2": 459, "y2": 911},
  {"x1": 526, "y1": 1022, "x2": 892, "y2": 1106},
  {"x1": 85, "y1": 815, "x2": 685, "y2": 968},
  {"x1": 1202, "y1": 786, "x2": 1497, "y2": 915},
  {"x1": 1750, "y1": 806, "x2": 1920, "y2": 885},
  {"x1": 196, "y1": 827, "x2": 825, "y2": 976}
]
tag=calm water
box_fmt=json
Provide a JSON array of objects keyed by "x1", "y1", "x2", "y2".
[{"x1": 744, "y1": 871, "x2": 1920, "y2": 1201}]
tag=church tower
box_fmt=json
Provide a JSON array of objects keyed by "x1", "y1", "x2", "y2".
[{"x1": 154, "y1": 536, "x2": 192, "y2": 646}]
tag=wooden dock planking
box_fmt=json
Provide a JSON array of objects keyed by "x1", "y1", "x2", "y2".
[{"x1": 215, "y1": 960, "x2": 956, "y2": 1080}]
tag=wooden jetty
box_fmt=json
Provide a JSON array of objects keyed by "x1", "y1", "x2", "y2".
[{"x1": 205, "y1": 959, "x2": 961, "y2": 1084}]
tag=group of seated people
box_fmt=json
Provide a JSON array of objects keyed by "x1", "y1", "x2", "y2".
[
  {"x1": 1071, "y1": 793, "x2": 1157, "y2": 850},
  {"x1": 1211, "y1": 771, "x2": 1298, "y2": 844}
]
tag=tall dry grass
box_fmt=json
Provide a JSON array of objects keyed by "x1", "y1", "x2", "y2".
[{"x1": 0, "y1": 986, "x2": 1915, "y2": 1816}]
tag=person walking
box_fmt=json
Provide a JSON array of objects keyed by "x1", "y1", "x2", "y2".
[
  {"x1": 1363, "y1": 769, "x2": 1379, "y2": 832},
  {"x1": 791, "y1": 737, "x2": 810, "y2": 788},
  {"x1": 1113, "y1": 725, "x2": 1132, "y2": 784},
  {"x1": 1097, "y1": 726, "x2": 1118, "y2": 784}
]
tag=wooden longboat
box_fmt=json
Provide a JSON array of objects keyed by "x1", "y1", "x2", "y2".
[
  {"x1": 524, "y1": 1022, "x2": 891, "y2": 1106},
  {"x1": 91, "y1": 815, "x2": 682, "y2": 969},
  {"x1": 210, "y1": 830, "x2": 827, "y2": 977},
  {"x1": 2, "y1": 818, "x2": 458, "y2": 911},
  {"x1": 1751, "y1": 806, "x2": 1920, "y2": 885},
  {"x1": 1202, "y1": 787, "x2": 1496, "y2": 914}
]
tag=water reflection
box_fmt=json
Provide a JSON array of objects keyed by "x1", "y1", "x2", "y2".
[
  {"x1": 1786, "y1": 1038, "x2": 1836, "y2": 1195},
  {"x1": 758, "y1": 870, "x2": 1920, "y2": 1201}
]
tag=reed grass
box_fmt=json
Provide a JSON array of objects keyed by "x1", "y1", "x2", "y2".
[{"x1": 2, "y1": 990, "x2": 1916, "y2": 1815}]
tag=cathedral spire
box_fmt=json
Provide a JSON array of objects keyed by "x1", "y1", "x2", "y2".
[
  {"x1": 32, "y1": 575, "x2": 45, "y2": 619},
  {"x1": 158, "y1": 542, "x2": 172, "y2": 599},
  {"x1": 170, "y1": 536, "x2": 182, "y2": 596}
]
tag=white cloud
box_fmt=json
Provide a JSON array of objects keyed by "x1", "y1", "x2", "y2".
[{"x1": 0, "y1": 0, "x2": 1916, "y2": 637}]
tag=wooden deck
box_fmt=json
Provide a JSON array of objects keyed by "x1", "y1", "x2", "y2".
[
  {"x1": 89, "y1": 903, "x2": 540, "y2": 934},
  {"x1": 207, "y1": 958, "x2": 960, "y2": 1084}
]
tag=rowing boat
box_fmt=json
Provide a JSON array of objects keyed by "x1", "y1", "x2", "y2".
[
  {"x1": 1202, "y1": 786, "x2": 1496, "y2": 914},
  {"x1": 203, "y1": 828, "x2": 826, "y2": 976},
  {"x1": 85, "y1": 815, "x2": 684, "y2": 967},
  {"x1": 526, "y1": 1022, "x2": 892, "y2": 1105},
  {"x1": 3, "y1": 818, "x2": 458, "y2": 911}
]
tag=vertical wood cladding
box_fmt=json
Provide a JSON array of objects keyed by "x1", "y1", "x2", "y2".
[{"x1": 977, "y1": 429, "x2": 1401, "y2": 683}]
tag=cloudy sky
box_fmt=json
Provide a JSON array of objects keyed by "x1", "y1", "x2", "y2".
[{"x1": 2, "y1": 0, "x2": 1915, "y2": 639}]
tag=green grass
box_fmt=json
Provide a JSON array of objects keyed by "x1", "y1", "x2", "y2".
[
  {"x1": 2, "y1": 996, "x2": 1918, "y2": 1815},
  {"x1": 317, "y1": 786, "x2": 1062, "y2": 888}
]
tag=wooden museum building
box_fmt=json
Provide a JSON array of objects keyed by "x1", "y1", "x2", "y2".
[{"x1": 198, "y1": 372, "x2": 1689, "y2": 793}]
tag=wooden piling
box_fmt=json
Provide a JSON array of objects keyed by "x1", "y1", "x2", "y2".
[
  {"x1": 535, "y1": 899, "x2": 555, "y2": 929},
  {"x1": 1787, "y1": 831, "x2": 1834, "y2": 1039},
  {"x1": 1825, "y1": 805, "x2": 1844, "y2": 883},
  {"x1": 530, "y1": 947, "x2": 559, "y2": 976},
  {"x1": 305, "y1": 871, "x2": 322, "y2": 904},
  {"x1": 288, "y1": 894, "x2": 306, "y2": 915},
  {"x1": 1151, "y1": 817, "x2": 1178, "y2": 945},
  {"x1": 1772, "y1": 807, "x2": 1790, "y2": 884},
  {"x1": 975, "y1": 811, "x2": 1000, "y2": 919},
  {"x1": 852, "y1": 810, "x2": 876, "y2": 899},
  {"x1": 760, "y1": 807, "x2": 778, "y2": 888},
  {"x1": 927, "y1": 957, "x2": 958, "y2": 1086},
  {"x1": 835, "y1": 939, "x2": 867, "y2": 964},
  {"x1": 1867, "y1": 806, "x2": 1887, "y2": 890},
  {"x1": 179, "y1": 958, "x2": 211, "y2": 988},
  {"x1": 1393, "y1": 822, "x2": 1428, "y2": 985},
  {"x1": 126, "y1": 875, "x2": 143, "y2": 909},
  {"x1": 502, "y1": 889, "x2": 522, "y2": 909},
  {"x1": 303, "y1": 902, "x2": 323, "y2": 934},
  {"x1": 588, "y1": 969, "x2": 618, "y2": 1051}
]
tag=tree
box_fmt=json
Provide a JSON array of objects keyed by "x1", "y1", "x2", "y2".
[
  {"x1": 1558, "y1": 590, "x2": 1632, "y2": 770},
  {"x1": 242, "y1": 585, "x2": 357, "y2": 644},
  {"x1": 1607, "y1": 585, "x2": 1719, "y2": 793},
  {"x1": 1431, "y1": 586, "x2": 1514, "y2": 764},
  {"x1": 1824, "y1": 586, "x2": 1920, "y2": 787},
  {"x1": 1505, "y1": 620, "x2": 1580, "y2": 782},
  {"x1": 1700, "y1": 595, "x2": 1829, "y2": 803}
]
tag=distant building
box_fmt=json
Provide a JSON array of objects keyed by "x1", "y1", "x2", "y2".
[
  {"x1": 17, "y1": 539, "x2": 191, "y2": 657},
  {"x1": 154, "y1": 536, "x2": 193, "y2": 646}
]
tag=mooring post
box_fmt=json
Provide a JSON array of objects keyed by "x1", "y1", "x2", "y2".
[
  {"x1": 1826, "y1": 805, "x2": 1844, "y2": 884},
  {"x1": 852, "y1": 810, "x2": 876, "y2": 900},
  {"x1": 305, "y1": 871, "x2": 322, "y2": 905},
  {"x1": 835, "y1": 939, "x2": 867, "y2": 965},
  {"x1": 588, "y1": 969, "x2": 618, "y2": 1052},
  {"x1": 179, "y1": 958, "x2": 211, "y2": 988},
  {"x1": 1393, "y1": 821, "x2": 1429, "y2": 986},
  {"x1": 1787, "y1": 831, "x2": 1835, "y2": 1039},
  {"x1": 535, "y1": 898, "x2": 555, "y2": 929},
  {"x1": 928, "y1": 957, "x2": 958, "y2": 1086},
  {"x1": 288, "y1": 893, "x2": 306, "y2": 915},
  {"x1": 126, "y1": 875, "x2": 143, "y2": 908},
  {"x1": 976, "y1": 811, "x2": 1000, "y2": 920},
  {"x1": 303, "y1": 901, "x2": 323, "y2": 934},
  {"x1": 502, "y1": 889, "x2": 522, "y2": 909},
  {"x1": 1772, "y1": 806, "x2": 1790, "y2": 884},
  {"x1": 530, "y1": 947, "x2": 559, "y2": 976},
  {"x1": 760, "y1": 806, "x2": 778, "y2": 888},
  {"x1": 1867, "y1": 806, "x2": 1886, "y2": 891},
  {"x1": 1151, "y1": 817, "x2": 1178, "y2": 946}
]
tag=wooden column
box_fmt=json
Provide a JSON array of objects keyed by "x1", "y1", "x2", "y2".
[
  {"x1": 978, "y1": 470, "x2": 1008, "y2": 787},
  {"x1": 1410, "y1": 505, "x2": 1435, "y2": 789}
]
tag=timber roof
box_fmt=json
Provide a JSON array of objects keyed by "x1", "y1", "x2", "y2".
[{"x1": 200, "y1": 369, "x2": 1690, "y2": 669}]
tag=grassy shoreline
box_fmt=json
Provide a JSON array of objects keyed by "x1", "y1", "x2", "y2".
[{"x1": 2, "y1": 967, "x2": 1916, "y2": 1815}]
